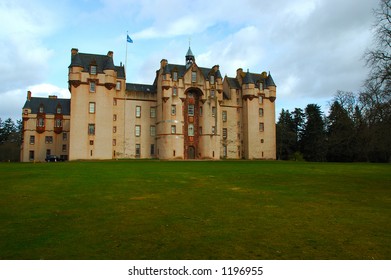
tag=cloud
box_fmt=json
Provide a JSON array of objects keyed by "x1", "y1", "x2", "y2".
[{"x1": 0, "y1": 84, "x2": 70, "y2": 121}]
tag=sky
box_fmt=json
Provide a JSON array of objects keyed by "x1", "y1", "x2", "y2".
[{"x1": 0, "y1": 0, "x2": 379, "y2": 121}]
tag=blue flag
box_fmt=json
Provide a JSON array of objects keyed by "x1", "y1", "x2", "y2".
[{"x1": 127, "y1": 35, "x2": 133, "y2": 43}]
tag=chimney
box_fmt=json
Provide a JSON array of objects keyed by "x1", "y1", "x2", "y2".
[
  {"x1": 107, "y1": 51, "x2": 113, "y2": 57},
  {"x1": 213, "y1": 65, "x2": 219, "y2": 72},
  {"x1": 236, "y1": 68, "x2": 243, "y2": 84},
  {"x1": 160, "y1": 59, "x2": 168, "y2": 69},
  {"x1": 27, "y1": 91, "x2": 32, "y2": 101},
  {"x1": 49, "y1": 95, "x2": 57, "y2": 99},
  {"x1": 71, "y1": 48, "x2": 79, "y2": 56}
]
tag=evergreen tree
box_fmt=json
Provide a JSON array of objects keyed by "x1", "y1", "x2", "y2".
[
  {"x1": 276, "y1": 109, "x2": 296, "y2": 160},
  {"x1": 301, "y1": 104, "x2": 326, "y2": 161},
  {"x1": 326, "y1": 101, "x2": 355, "y2": 162}
]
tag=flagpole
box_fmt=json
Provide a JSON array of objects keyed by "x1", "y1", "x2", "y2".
[{"x1": 123, "y1": 31, "x2": 128, "y2": 158}]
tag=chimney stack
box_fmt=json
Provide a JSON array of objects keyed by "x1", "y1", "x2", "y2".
[
  {"x1": 27, "y1": 91, "x2": 32, "y2": 101},
  {"x1": 107, "y1": 51, "x2": 113, "y2": 57},
  {"x1": 71, "y1": 48, "x2": 79, "y2": 56}
]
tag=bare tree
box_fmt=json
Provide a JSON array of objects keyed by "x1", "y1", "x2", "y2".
[{"x1": 365, "y1": 0, "x2": 391, "y2": 97}]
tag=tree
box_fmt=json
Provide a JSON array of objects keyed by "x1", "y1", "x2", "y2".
[
  {"x1": 276, "y1": 109, "x2": 296, "y2": 160},
  {"x1": 300, "y1": 104, "x2": 326, "y2": 162},
  {"x1": 0, "y1": 118, "x2": 21, "y2": 162},
  {"x1": 365, "y1": 0, "x2": 391, "y2": 98},
  {"x1": 326, "y1": 101, "x2": 355, "y2": 162},
  {"x1": 362, "y1": 0, "x2": 391, "y2": 161},
  {"x1": 0, "y1": 118, "x2": 17, "y2": 144}
]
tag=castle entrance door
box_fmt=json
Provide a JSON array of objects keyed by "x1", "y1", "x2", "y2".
[{"x1": 188, "y1": 146, "x2": 195, "y2": 159}]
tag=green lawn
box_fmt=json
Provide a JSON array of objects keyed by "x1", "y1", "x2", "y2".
[{"x1": 0, "y1": 160, "x2": 390, "y2": 260}]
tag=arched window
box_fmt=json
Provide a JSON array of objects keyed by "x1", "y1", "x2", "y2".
[{"x1": 188, "y1": 124, "x2": 194, "y2": 136}]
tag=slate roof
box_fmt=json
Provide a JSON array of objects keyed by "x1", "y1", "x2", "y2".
[
  {"x1": 23, "y1": 97, "x2": 71, "y2": 115},
  {"x1": 226, "y1": 72, "x2": 277, "y2": 90},
  {"x1": 242, "y1": 70, "x2": 255, "y2": 84},
  {"x1": 69, "y1": 52, "x2": 125, "y2": 79},
  {"x1": 226, "y1": 77, "x2": 241, "y2": 89},
  {"x1": 162, "y1": 63, "x2": 222, "y2": 80},
  {"x1": 126, "y1": 83, "x2": 156, "y2": 93}
]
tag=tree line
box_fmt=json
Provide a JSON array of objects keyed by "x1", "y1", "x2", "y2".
[
  {"x1": 277, "y1": 0, "x2": 391, "y2": 162},
  {"x1": 0, "y1": 118, "x2": 22, "y2": 161}
]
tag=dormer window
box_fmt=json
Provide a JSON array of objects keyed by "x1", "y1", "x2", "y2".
[
  {"x1": 39, "y1": 104, "x2": 44, "y2": 113},
  {"x1": 116, "y1": 81, "x2": 121, "y2": 90},
  {"x1": 90, "y1": 65, "x2": 97, "y2": 75},
  {"x1": 210, "y1": 75, "x2": 215, "y2": 85},
  {"x1": 173, "y1": 72, "x2": 178, "y2": 81},
  {"x1": 56, "y1": 105, "x2": 62, "y2": 114}
]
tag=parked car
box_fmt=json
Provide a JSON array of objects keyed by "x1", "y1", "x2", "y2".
[{"x1": 45, "y1": 155, "x2": 59, "y2": 162}]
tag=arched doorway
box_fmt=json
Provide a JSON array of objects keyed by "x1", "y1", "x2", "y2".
[{"x1": 188, "y1": 146, "x2": 195, "y2": 159}]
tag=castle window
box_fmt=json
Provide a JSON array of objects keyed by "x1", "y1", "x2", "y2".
[
  {"x1": 259, "y1": 108, "x2": 264, "y2": 117},
  {"x1": 56, "y1": 106, "x2": 62, "y2": 114},
  {"x1": 113, "y1": 99, "x2": 117, "y2": 106},
  {"x1": 55, "y1": 118, "x2": 62, "y2": 128},
  {"x1": 90, "y1": 65, "x2": 97, "y2": 75},
  {"x1": 210, "y1": 75, "x2": 214, "y2": 85},
  {"x1": 259, "y1": 122, "x2": 264, "y2": 132},
  {"x1": 222, "y1": 111, "x2": 227, "y2": 122},
  {"x1": 63, "y1": 132, "x2": 67, "y2": 141},
  {"x1": 113, "y1": 114, "x2": 117, "y2": 121},
  {"x1": 172, "y1": 87, "x2": 177, "y2": 96},
  {"x1": 150, "y1": 107, "x2": 156, "y2": 118},
  {"x1": 171, "y1": 105, "x2": 176, "y2": 116},
  {"x1": 199, "y1": 126, "x2": 202, "y2": 135},
  {"x1": 210, "y1": 90, "x2": 215, "y2": 98},
  {"x1": 62, "y1": 144, "x2": 67, "y2": 152},
  {"x1": 89, "y1": 81, "x2": 96, "y2": 92},
  {"x1": 135, "y1": 144, "x2": 141, "y2": 156},
  {"x1": 171, "y1": 125, "x2": 176, "y2": 134},
  {"x1": 212, "y1": 126, "x2": 216, "y2": 134},
  {"x1": 150, "y1": 126, "x2": 156, "y2": 137},
  {"x1": 223, "y1": 128, "x2": 227, "y2": 139},
  {"x1": 29, "y1": 135, "x2": 35, "y2": 145},
  {"x1": 136, "y1": 106, "x2": 141, "y2": 118},
  {"x1": 135, "y1": 125, "x2": 141, "y2": 137},
  {"x1": 223, "y1": 145, "x2": 227, "y2": 158},
  {"x1": 89, "y1": 102, "x2": 95, "y2": 114},
  {"x1": 259, "y1": 96, "x2": 263, "y2": 104},
  {"x1": 88, "y1": 124, "x2": 95, "y2": 135},
  {"x1": 191, "y1": 71, "x2": 196, "y2": 83},
  {"x1": 188, "y1": 104, "x2": 194, "y2": 116},
  {"x1": 150, "y1": 144, "x2": 155, "y2": 155},
  {"x1": 39, "y1": 105, "x2": 44, "y2": 113},
  {"x1": 37, "y1": 118, "x2": 44, "y2": 127},
  {"x1": 199, "y1": 106, "x2": 203, "y2": 116},
  {"x1": 173, "y1": 72, "x2": 178, "y2": 81},
  {"x1": 29, "y1": 151, "x2": 34, "y2": 161},
  {"x1": 113, "y1": 126, "x2": 117, "y2": 133},
  {"x1": 45, "y1": 136, "x2": 53, "y2": 144},
  {"x1": 188, "y1": 124, "x2": 194, "y2": 136},
  {"x1": 116, "y1": 81, "x2": 121, "y2": 90},
  {"x1": 113, "y1": 139, "x2": 116, "y2": 146},
  {"x1": 212, "y1": 107, "x2": 216, "y2": 117}
]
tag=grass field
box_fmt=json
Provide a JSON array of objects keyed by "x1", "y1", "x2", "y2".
[{"x1": 0, "y1": 160, "x2": 390, "y2": 260}]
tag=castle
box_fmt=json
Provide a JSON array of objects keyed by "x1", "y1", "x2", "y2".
[{"x1": 20, "y1": 47, "x2": 276, "y2": 161}]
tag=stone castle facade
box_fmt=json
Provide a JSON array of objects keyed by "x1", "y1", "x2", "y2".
[{"x1": 21, "y1": 47, "x2": 276, "y2": 161}]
